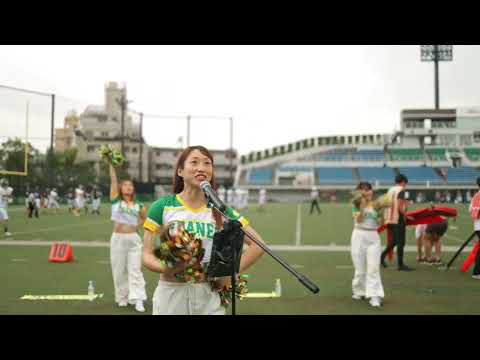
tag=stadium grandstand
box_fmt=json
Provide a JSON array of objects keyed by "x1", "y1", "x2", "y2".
[{"x1": 235, "y1": 107, "x2": 480, "y2": 203}]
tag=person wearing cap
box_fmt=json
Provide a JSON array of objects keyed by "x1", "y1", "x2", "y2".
[
  {"x1": 380, "y1": 174, "x2": 414, "y2": 271},
  {"x1": 350, "y1": 181, "x2": 385, "y2": 307}
]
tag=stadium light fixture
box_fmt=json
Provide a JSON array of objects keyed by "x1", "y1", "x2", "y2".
[{"x1": 420, "y1": 45, "x2": 453, "y2": 109}]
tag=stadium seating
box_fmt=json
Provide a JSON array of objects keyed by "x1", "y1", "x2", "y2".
[
  {"x1": 425, "y1": 148, "x2": 447, "y2": 161},
  {"x1": 278, "y1": 165, "x2": 313, "y2": 172},
  {"x1": 357, "y1": 167, "x2": 395, "y2": 185},
  {"x1": 352, "y1": 149, "x2": 385, "y2": 161},
  {"x1": 445, "y1": 167, "x2": 480, "y2": 184},
  {"x1": 312, "y1": 149, "x2": 350, "y2": 161},
  {"x1": 316, "y1": 167, "x2": 356, "y2": 184},
  {"x1": 464, "y1": 148, "x2": 480, "y2": 161},
  {"x1": 397, "y1": 167, "x2": 444, "y2": 184},
  {"x1": 249, "y1": 168, "x2": 274, "y2": 184},
  {"x1": 390, "y1": 148, "x2": 424, "y2": 161}
]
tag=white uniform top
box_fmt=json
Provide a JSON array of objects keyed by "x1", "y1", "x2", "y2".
[
  {"x1": 259, "y1": 189, "x2": 267, "y2": 204},
  {"x1": 49, "y1": 191, "x2": 58, "y2": 202},
  {"x1": 0, "y1": 187, "x2": 10, "y2": 208},
  {"x1": 111, "y1": 197, "x2": 144, "y2": 226},
  {"x1": 75, "y1": 188, "x2": 84, "y2": 199},
  {"x1": 311, "y1": 189, "x2": 319, "y2": 201},
  {"x1": 218, "y1": 187, "x2": 226, "y2": 203}
]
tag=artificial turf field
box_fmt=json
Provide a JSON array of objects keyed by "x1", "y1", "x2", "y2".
[{"x1": 1, "y1": 201, "x2": 480, "y2": 315}]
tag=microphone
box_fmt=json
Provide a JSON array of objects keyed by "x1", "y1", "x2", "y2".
[{"x1": 200, "y1": 180, "x2": 227, "y2": 213}]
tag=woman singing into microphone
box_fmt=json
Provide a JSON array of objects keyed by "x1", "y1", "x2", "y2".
[{"x1": 142, "y1": 146, "x2": 265, "y2": 315}]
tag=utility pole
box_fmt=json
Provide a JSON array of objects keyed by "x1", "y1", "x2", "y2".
[
  {"x1": 50, "y1": 94, "x2": 55, "y2": 154},
  {"x1": 139, "y1": 112, "x2": 143, "y2": 182},
  {"x1": 117, "y1": 94, "x2": 126, "y2": 156},
  {"x1": 229, "y1": 117, "x2": 233, "y2": 186}
]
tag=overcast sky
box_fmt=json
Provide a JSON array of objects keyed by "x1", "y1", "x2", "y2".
[{"x1": 1, "y1": 45, "x2": 480, "y2": 155}]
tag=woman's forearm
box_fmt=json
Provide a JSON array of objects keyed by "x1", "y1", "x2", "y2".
[
  {"x1": 239, "y1": 226, "x2": 265, "y2": 273},
  {"x1": 109, "y1": 164, "x2": 118, "y2": 198}
]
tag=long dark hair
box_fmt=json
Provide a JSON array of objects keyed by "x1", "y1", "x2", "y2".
[{"x1": 173, "y1": 146, "x2": 222, "y2": 228}]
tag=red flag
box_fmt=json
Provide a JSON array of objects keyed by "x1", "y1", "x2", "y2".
[
  {"x1": 377, "y1": 206, "x2": 457, "y2": 233},
  {"x1": 386, "y1": 228, "x2": 393, "y2": 261},
  {"x1": 460, "y1": 241, "x2": 480, "y2": 273}
]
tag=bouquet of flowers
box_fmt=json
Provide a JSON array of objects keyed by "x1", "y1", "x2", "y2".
[
  {"x1": 373, "y1": 193, "x2": 392, "y2": 212},
  {"x1": 351, "y1": 190, "x2": 364, "y2": 209},
  {"x1": 99, "y1": 144, "x2": 125, "y2": 167},
  {"x1": 215, "y1": 274, "x2": 249, "y2": 308},
  {"x1": 154, "y1": 222, "x2": 206, "y2": 283}
]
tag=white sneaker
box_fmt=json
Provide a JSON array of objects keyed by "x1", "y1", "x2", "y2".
[
  {"x1": 472, "y1": 274, "x2": 480, "y2": 280},
  {"x1": 369, "y1": 296, "x2": 382, "y2": 307},
  {"x1": 5, "y1": 232, "x2": 12, "y2": 237},
  {"x1": 352, "y1": 294, "x2": 364, "y2": 300},
  {"x1": 135, "y1": 300, "x2": 145, "y2": 313},
  {"x1": 118, "y1": 300, "x2": 128, "y2": 307}
]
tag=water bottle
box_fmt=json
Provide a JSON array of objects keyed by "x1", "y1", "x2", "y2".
[
  {"x1": 88, "y1": 281, "x2": 95, "y2": 296},
  {"x1": 274, "y1": 279, "x2": 282, "y2": 297}
]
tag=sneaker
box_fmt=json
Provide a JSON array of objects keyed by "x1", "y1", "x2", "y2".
[
  {"x1": 4, "y1": 232, "x2": 12, "y2": 237},
  {"x1": 369, "y1": 296, "x2": 382, "y2": 307},
  {"x1": 352, "y1": 294, "x2": 365, "y2": 300},
  {"x1": 118, "y1": 300, "x2": 128, "y2": 307},
  {"x1": 433, "y1": 259, "x2": 444, "y2": 266},
  {"x1": 398, "y1": 265, "x2": 414, "y2": 272},
  {"x1": 135, "y1": 300, "x2": 145, "y2": 313},
  {"x1": 417, "y1": 257, "x2": 427, "y2": 264},
  {"x1": 472, "y1": 274, "x2": 480, "y2": 280}
]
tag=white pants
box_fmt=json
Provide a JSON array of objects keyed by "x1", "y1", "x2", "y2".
[
  {"x1": 48, "y1": 200, "x2": 59, "y2": 209},
  {"x1": 110, "y1": 232, "x2": 147, "y2": 304},
  {"x1": 75, "y1": 198, "x2": 84, "y2": 209},
  {"x1": 92, "y1": 199, "x2": 101, "y2": 210},
  {"x1": 351, "y1": 228, "x2": 385, "y2": 299},
  {"x1": 152, "y1": 280, "x2": 225, "y2": 315},
  {"x1": 0, "y1": 208, "x2": 8, "y2": 220}
]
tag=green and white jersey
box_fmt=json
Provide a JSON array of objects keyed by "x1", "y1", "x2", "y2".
[
  {"x1": 111, "y1": 197, "x2": 144, "y2": 226},
  {"x1": 352, "y1": 205, "x2": 379, "y2": 230},
  {"x1": 144, "y1": 194, "x2": 249, "y2": 264}
]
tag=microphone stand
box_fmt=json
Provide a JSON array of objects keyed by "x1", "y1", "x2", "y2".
[
  {"x1": 206, "y1": 197, "x2": 320, "y2": 315},
  {"x1": 446, "y1": 231, "x2": 479, "y2": 270}
]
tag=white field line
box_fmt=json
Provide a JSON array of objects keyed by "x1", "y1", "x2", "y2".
[
  {"x1": 295, "y1": 204, "x2": 302, "y2": 246},
  {"x1": 0, "y1": 241, "x2": 474, "y2": 253},
  {"x1": 4, "y1": 220, "x2": 108, "y2": 236}
]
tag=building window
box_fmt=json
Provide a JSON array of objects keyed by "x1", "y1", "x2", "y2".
[
  {"x1": 87, "y1": 145, "x2": 96, "y2": 152},
  {"x1": 85, "y1": 131, "x2": 93, "y2": 138},
  {"x1": 124, "y1": 146, "x2": 130, "y2": 153},
  {"x1": 156, "y1": 151, "x2": 160, "y2": 156},
  {"x1": 132, "y1": 147, "x2": 137, "y2": 153},
  {"x1": 474, "y1": 132, "x2": 480, "y2": 143},
  {"x1": 156, "y1": 164, "x2": 161, "y2": 170},
  {"x1": 460, "y1": 135, "x2": 472, "y2": 146},
  {"x1": 101, "y1": 131, "x2": 109, "y2": 137}
]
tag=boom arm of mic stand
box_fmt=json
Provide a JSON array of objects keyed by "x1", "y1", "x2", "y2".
[
  {"x1": 240, "y1": 226, "x2": 319, "y2": 294},
  {"x1": 209, "y1": 200, "x2": 320, "y2": 294}
]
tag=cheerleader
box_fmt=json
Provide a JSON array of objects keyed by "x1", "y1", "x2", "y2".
[
  {"x1": 350, "y1": 182, "x2": 385, "y2": 307},
  {"x1": 142, "y1": 146, "x2": 265, "y2": 315}
]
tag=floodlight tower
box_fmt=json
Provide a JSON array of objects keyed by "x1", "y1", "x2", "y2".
[{"x1": 421, "y1": 45, "x2": 453, "y2": 109}]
